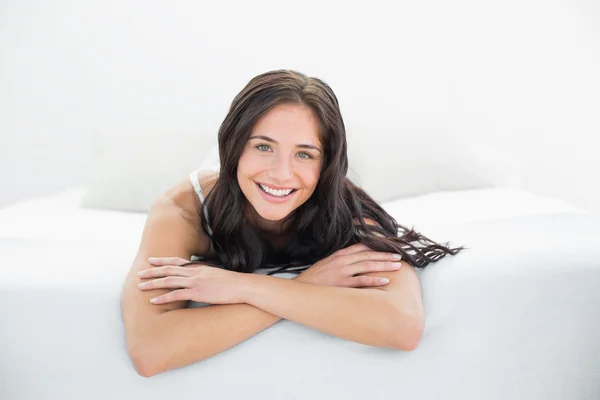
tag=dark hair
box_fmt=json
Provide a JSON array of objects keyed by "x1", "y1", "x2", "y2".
[{"x1": 199, "y1": 69, "x2": 463, "y2": 274}]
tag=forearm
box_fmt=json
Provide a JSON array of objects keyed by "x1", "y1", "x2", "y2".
[
  {"x1": 241, "y1": 275, "x2": 411, "y2": 349},
  {"x1": 140, "y1": 303, "x2": 282, "y2": 377}
]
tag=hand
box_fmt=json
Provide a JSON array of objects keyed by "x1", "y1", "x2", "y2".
[
  {"x1": 137, "y1": 257, "x2": 246, "y2": 305},
  {"x1": 294, "y1": 243, "x2": 403, "y2": 288}
]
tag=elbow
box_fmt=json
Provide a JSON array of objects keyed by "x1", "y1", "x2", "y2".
[
  {"x1": 133, "y1": 358, "x2": 156, "y2": 379},
  {"x1": 128, "y1": 343, "x2": 159, "y2": 378},
  {"x1": 391, "y1": 313, "x2": 425, "y2": 352},
  {"x1": 397, "y1": 334, "x2": 422, "y2": 352}
]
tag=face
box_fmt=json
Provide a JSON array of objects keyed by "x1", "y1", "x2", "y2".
[{"x1": 237, "y1": 103, "x2": 323, "y2": 228}]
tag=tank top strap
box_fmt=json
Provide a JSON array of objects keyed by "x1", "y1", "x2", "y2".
[{"x1": 189, "y1": 169, "x2": 214, "y2": 237}]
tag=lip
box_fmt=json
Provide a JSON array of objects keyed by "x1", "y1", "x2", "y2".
[
  {"x1": 255, "y1": 182, "x2": 296, "y2": 204},
  {"x1": 256, "y1": 182, "x2": 297, "y2": 191}
]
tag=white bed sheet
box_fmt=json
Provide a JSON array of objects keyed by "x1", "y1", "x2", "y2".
[
  {"x1": 0, "y1": 186, "x2": 585, "y2": 247},
  {"x1": 1, "y1": 194, "x2": 598, "y2": 399}
]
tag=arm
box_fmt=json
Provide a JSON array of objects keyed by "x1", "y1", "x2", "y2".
[
  {"x1": 138, "y1": 303, "x2": 284, "y2": 377},
  {"x1": 121, "y1": 196, "x2": 204, "y2": 375},
  {"x1": 239, "y1": 267, "x2": 424, "y2": 351},
  {"x1": 139, "y1": 264, "x2": 422, "y2": 377},
  {"x1": 130, "y1": 205, "x2": 422, "y2": 376},
  {"x1": 135, "y1": 266, "x2": 420, "y2": 378},
  {"x1": 122, "y1": 174, "x2": 287, "y2": 378}
]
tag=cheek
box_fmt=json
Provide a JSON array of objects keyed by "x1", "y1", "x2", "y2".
[
  {"x1": 237, "y1": 151, "x2": 261, "y2": 177},
  {"x1": 300, "y1": 164, "x2": 321, "y2": 188}
]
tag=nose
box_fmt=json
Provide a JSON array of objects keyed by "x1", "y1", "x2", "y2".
[{"x1": 268, "y1": 153, "x2": 294, "y2": 182}]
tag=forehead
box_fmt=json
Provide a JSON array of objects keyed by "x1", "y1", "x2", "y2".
[{"x1": 251, "y1": 103, "x2": 321, "y2": 145}]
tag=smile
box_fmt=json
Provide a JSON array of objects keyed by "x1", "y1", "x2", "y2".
[{"x1": 256, "y1": 182, "x2": 297, "y2": 199}]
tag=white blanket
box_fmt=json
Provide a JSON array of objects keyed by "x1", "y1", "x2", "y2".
[
  {"x1": 0, "y1": 214, "x2": 600, "y2": 400},
  {"x1": 1, "y1": 211, "x2": 599, "y2": 399}
]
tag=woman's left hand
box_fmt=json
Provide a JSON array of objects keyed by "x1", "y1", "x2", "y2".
[{"x1": 137, "y1": 257, "x2": 247, "y2": 305}]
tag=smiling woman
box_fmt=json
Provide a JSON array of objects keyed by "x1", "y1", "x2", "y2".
[
  {"x1": 199, "y1": 70, "x2": 463, "y2": 273},
  {"x1": 122, "y1": 69, "x2": 464, "y2": 377}
]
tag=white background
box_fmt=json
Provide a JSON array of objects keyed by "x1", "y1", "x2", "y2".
[{"x1": 1, "y1": 0, "x2": 599, "y2": 213}]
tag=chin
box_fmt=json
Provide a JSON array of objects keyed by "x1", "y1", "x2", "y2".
[{"x1": 255, "y1": 208, "x2": 292, "y2": 222}]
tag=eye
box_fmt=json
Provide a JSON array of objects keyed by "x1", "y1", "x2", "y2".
[
  {"x1": 297, "y1": 152, "x2": 313, "y2": 159},
  {"x1": 256, "y1": 144, "x2": 271, "y2": 152}
]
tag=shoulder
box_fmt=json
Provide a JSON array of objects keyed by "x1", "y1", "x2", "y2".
[
  {"x1": 158, "y1": 170, "x2": 219, "y2": 226},
  {"x1": 353, "y1": 217, "x2": 386, "y2": 237},
  {"x1": 193, "y1": 170, "x2": 220, "y2": 198},
  {"x1": 154, "y1": 171, "x2": 220, "y2": 255},
  {"x1": 352, "y1": 217, "x2": 379, "y2": 226},
  {"x1": 165, "y1": 170, "x2": 218, "y2": 207},
  {"x1": 362, "y1": 218, "x2": 379, "y2": 227}
]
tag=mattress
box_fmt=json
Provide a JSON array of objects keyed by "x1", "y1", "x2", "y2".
[{"x1": 1, "y1": 186, "x2": 599, "y2": 400}]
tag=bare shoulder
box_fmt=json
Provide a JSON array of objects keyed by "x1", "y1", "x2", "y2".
[
  {"x1": 162, "y1": 170, "x2": 219, "y2": 217},
  {"x1": 156, "y1": 170, "x2": 219, "y2": 252},
  {"x1": 353, "y1": 217, "x2": 385, "y2": 237}
]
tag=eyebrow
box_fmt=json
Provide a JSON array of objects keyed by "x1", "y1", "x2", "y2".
[{"x1": 249, "y1": 135, "x2": 322, "y2": 153}]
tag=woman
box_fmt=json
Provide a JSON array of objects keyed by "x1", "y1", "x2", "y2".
[{"x1": 121, "y1": 69, "x2": 463, "y2": 377}]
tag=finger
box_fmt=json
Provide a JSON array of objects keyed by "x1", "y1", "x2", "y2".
[
  {"x1": 148, "y1": 257, "x2": 190, "y2": 266},
  {"x1": 349, "y1": 275, "x2": 390, "y2": 288},
  {"x1": 149, "y1": 289, "x2": 192, "y2": 305},
  {"x1": 342, "y1": 250, "x2": 402, "y2": 266},
  {"x1": 137, "y1": 265, "x2": 194, "y2": 278},
  {"x1": 334, "y1": 243, "x2": 370, "y2": 257},
  {"x1": 347, "y1": 260, "x2": 403, "y2": 276},
  {"x1": 139, "y1": 276, "x2": 190, "y2": 290}
]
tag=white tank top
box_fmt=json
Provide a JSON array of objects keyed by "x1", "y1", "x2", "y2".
[{"x1": 189, "y1": 169, "x2": 215, "y2": 253}]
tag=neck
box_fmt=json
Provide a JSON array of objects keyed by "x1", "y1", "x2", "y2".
[{"x1": 244, "y1": 203, "x2": 294, "y2": 235}]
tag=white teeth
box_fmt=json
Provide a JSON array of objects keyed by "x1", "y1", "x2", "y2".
[{"x1": 259, "y1": 183, "x2": 293, "y2": 197}]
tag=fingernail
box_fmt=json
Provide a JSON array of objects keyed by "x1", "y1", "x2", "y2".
[
  {"x1": 392, "y1": 254, "x2": 402, "y2": 259},
  {"x1": 138, "y1": 282, "x2": 147, "y2": 288},
  {"x1": 379, "y1": 278, "x2": 390, "y2": 284},
  {"x1": 148, "y1": 257, "x2": 158, "y2": 262},
  {"x1": 137, "y1": 270, "x2": 145, "y2": 276},
  {"x1": 149, "y1": 297, "x2": 158, "y2": 303},
  {"x1": 392, "y1": 262, "x2": 402, "y2": 267}
]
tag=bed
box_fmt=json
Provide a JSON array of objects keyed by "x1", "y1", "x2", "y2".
[{"x1": 1, "y1": 185, "x2": 599, "y2": 399}]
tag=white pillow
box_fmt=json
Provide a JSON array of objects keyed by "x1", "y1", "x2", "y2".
[
  {"x1": 81, "y1": 128, "x2": 216, "y2": 213},
  {"x1": 345, "y1": 120, "x2": 520, "y2": 202},
  {"x1": 200, "y1": 144, "x2": 221, "y2": 172},
  {"x1": 81, "y1": 121, "x2": 519, "y2": 213}
]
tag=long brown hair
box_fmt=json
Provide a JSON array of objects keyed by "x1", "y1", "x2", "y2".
[{"x1": 199, "y1": 70, "x2": 463, "y2": 274}]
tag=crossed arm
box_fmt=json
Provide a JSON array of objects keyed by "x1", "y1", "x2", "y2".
[
  {"x1": 131, "y1": 262, "x2": 424, "y2": 378},
  {"x1": 125, "y1": 195, "x2": 424, "y2": 377}
]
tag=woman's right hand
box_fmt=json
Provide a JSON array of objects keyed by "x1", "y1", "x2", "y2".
[{"x1": 293, "y1": 243, "x2": 403, "y2": 288}]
